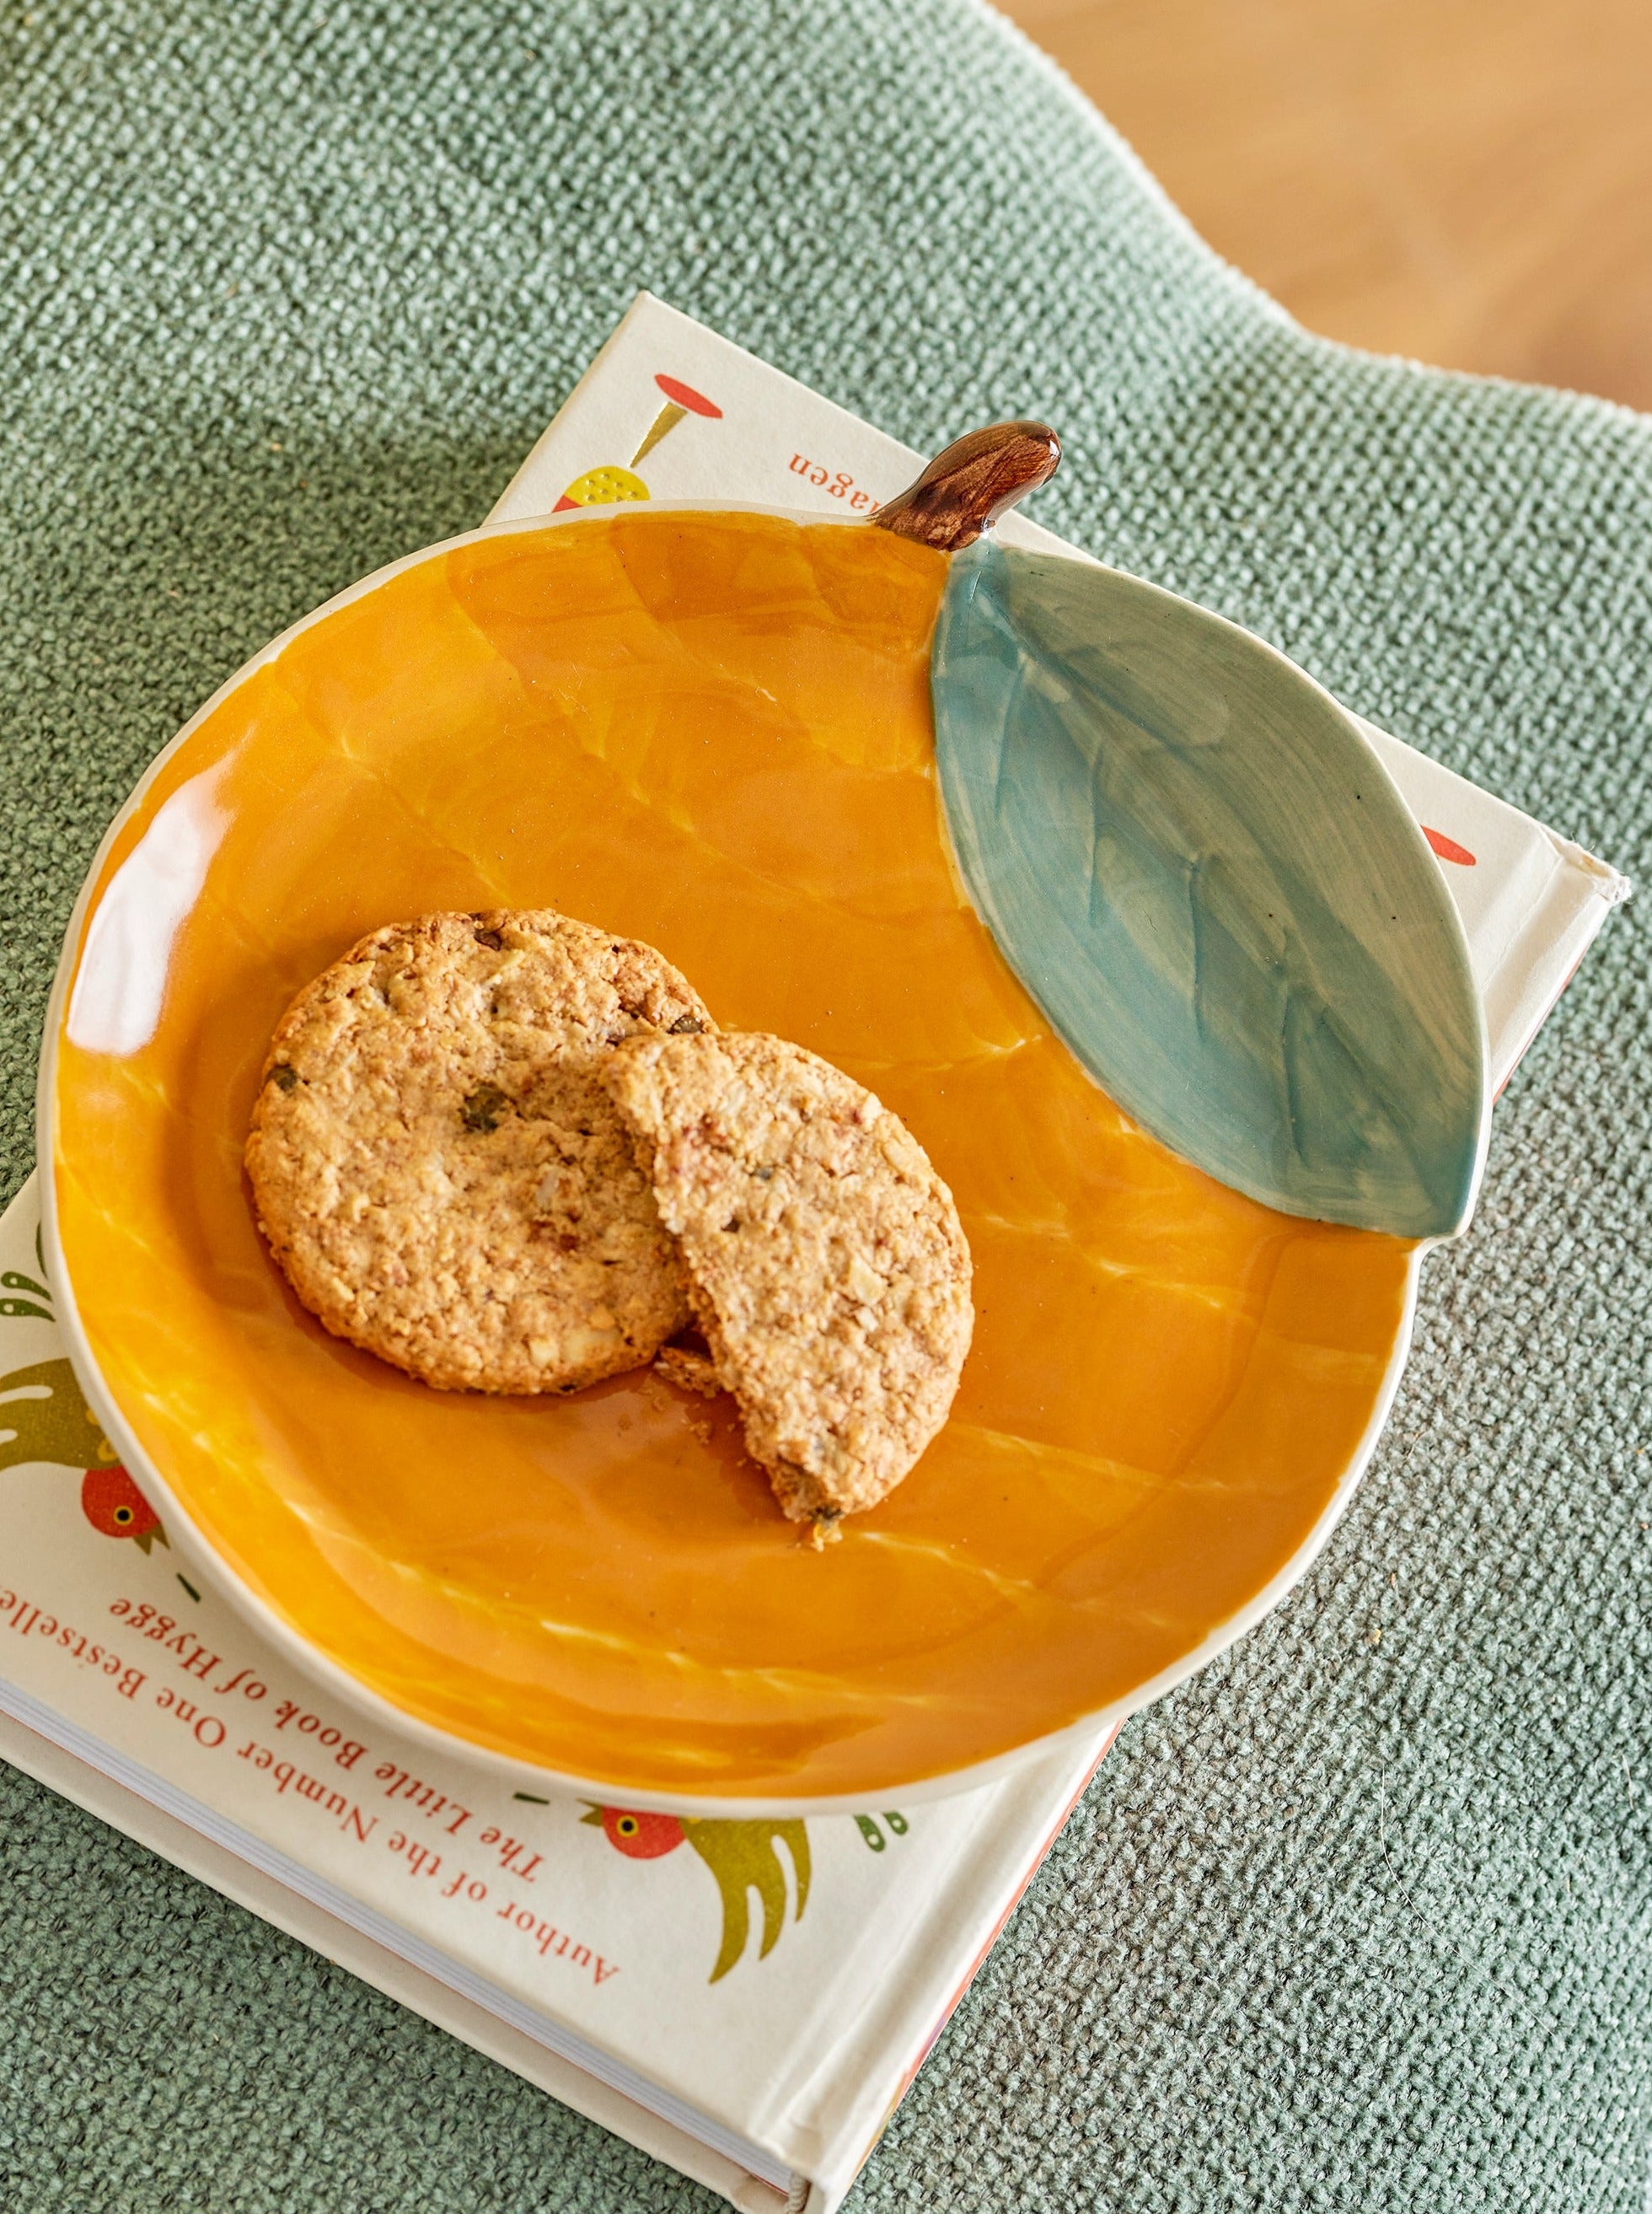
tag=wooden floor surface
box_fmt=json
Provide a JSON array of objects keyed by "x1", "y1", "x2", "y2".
[{"x1": 1000, "y1": 0, "x2": 1652, "y2": 411}]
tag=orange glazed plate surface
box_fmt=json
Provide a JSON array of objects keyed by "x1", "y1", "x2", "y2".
[{"x1": 42, "y1": 508, "x2": 1419, "y2": 1812}]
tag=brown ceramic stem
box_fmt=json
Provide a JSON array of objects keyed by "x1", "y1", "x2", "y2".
[{"x1": 872, "y1": 421, "x2": 1061, "y2": 551}]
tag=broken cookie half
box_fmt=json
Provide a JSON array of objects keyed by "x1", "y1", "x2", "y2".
[{"x1": 604, "y1": 1030, "x2": 974, "y2": 1534}]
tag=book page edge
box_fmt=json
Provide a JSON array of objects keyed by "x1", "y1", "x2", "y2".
[{"x1": 0, "y1": 1700, "x2": 796, "y2": 2214}]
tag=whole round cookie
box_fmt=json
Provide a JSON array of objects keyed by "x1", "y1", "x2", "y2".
[
  {"x1": 604, "y1": 1029, "x2": 974, "y2": 1527},
  {"x1": 245, "y1": 910, "x2": 715, "y2": 1393}
]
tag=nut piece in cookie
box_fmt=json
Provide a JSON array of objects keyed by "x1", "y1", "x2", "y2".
[
  {"x1": 605, "y1": 1030, "x2": 974, "y2": 1527},
  {"x1": 244, "y1": 909, "x2": 715, "y2": 1394}
]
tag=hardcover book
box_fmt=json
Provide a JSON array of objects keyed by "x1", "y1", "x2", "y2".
[{"x1": 0, "y1": 295, "x2": 1626, "y2": 2213}]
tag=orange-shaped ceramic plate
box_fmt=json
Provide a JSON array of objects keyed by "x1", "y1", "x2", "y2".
[{"x1": 43, "y1": 508, "x2": 1418, "y2": 1809}]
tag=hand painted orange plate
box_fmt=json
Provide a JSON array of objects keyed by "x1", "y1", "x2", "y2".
[{"x1": 40, "y1": 506, "x2": 1419, "y2": 1812}]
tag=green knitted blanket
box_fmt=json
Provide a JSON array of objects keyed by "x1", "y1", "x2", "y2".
[{"x1": 1, "y1": 3, "x2": 1646, "y2": 2208}]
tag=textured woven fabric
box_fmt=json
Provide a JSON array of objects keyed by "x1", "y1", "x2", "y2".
[{"x1": 1, "y1": 3, "x2": 1647, "y2": 2207}]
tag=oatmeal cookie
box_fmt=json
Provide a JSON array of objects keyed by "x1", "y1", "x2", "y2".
[
  {"x1": 245, "y1": 910, "x2": 714, "y2": 1393},
  {"x1": 607, "y1": 1030, "x2": 973, "y2": 1525}
]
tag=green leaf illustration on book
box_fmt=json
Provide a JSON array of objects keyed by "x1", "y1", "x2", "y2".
[
  {"x1": 0, "y1": 1356, "x2": 118, "y2": 1475},
  {"x1": 582, "y1": 1805, "x2": 812, "y2": 1983},
  {"x1": 1, "y1": 1265, "x2": 56, "y2": 1325},
  {"x1": 0, "y1": 1351, "x2": 168, "y2": 1551},
  {"x1": 855, "y1": 1811, "x2": 909, "y2": 1851}
]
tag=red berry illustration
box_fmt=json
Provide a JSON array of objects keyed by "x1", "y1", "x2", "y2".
[
  {"x1": 81, "y1": 1464, "x2": 167, "y2": 1552},
  {"x1": 598, "y1": 1807, "x2": 687, "y2": 1859},
  {"x1": 582, "y1": 1803, "x2": 809, "y2": 1980}
]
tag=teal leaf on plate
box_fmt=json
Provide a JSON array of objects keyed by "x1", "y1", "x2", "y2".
[{"x1": 931, "y1": 539, "x2": 1488, "y2": 1239}]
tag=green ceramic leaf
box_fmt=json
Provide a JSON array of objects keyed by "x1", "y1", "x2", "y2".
[{"x1": 931, "y1": 540, "x2": 1487, "y2": 1239}]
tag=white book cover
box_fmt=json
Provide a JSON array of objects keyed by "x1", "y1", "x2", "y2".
[
  {"x1": 0, "y1": 1190, "x2": 1104, "y2": 2212},
  {"x1": 0, "y1": 294, "x2": 1628, "y2": 2214}
]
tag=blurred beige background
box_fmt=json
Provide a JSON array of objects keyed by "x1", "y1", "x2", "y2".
[{"x1": 1001, "y1": 0, "x2": 1652, "y2": 409}]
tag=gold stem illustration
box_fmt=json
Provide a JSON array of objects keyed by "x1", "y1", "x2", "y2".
[
  {"x1": 630, "y1": 403, "x2": 686, "y2": 466},
  {"x1": 631, "y1": 373, "x2": 722, "y2": 468}
]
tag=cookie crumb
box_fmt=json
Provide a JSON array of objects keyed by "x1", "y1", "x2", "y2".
[{"x1": 655, "y1": 1343, "x2": 724, "y2": 1399}]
